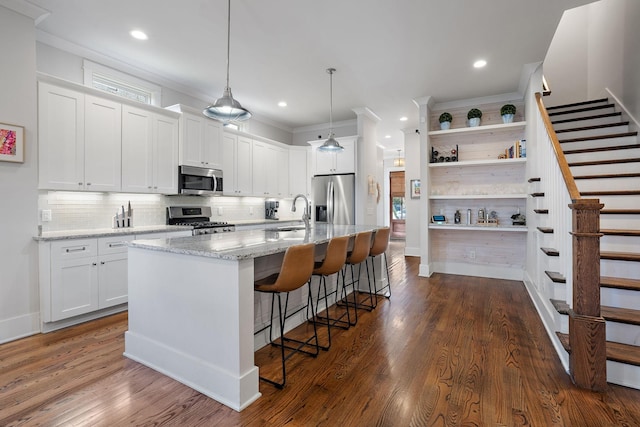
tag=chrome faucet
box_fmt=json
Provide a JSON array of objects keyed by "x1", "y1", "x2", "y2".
[{"x1": 291, "y1": 194, "x2": 311, "y2": 230}]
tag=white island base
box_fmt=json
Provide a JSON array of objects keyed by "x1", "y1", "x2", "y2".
[{"x1": 124, "y1": 247, "x2": 261, "y2": 411}]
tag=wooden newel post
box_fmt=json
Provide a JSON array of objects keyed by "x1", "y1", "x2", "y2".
[{"x1": 568, "y1": 198, "x2": 606, "y2": 391}]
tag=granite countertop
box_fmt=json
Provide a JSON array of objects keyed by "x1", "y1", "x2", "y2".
[
  {"x1": 34, "y1": 225, "x2": 193, "y2": 241},
  {"x1": 129, "y1": 224, "x2": 382, "y2": 261}
]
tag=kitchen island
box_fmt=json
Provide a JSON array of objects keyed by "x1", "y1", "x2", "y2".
[{"x1": 124, "y1": 224, "x2": 383, "y2": 411}]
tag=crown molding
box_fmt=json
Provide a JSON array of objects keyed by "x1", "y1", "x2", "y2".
[{"x1": 0, "y1": 0, "x2": 49, "y2": 23}]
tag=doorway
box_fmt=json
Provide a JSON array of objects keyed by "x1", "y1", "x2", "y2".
[{"x1": 390, "y1": 171, "x2": 406, "y2": 239}]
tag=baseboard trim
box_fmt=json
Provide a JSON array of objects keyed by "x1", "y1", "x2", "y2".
[{"x1": 0, "y1": 312, "x2": 40, "y2": 344}]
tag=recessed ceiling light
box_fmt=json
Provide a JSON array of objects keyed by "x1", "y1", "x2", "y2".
[
  {"x1": 130, "y1": 30, "x2": 148, "y2": 40},
  {"x1": 385, "y1": 135, "x2": 391, "y2": 139},
  {"x1": 400, "y1": 116, "x2": 408, "y2": 121},
  {"x1": 473, "y1": 59, "x2": 487, "y2": 68},
  {"x1": 278, "y1": 101, "x2": 287, "y2": 107}
]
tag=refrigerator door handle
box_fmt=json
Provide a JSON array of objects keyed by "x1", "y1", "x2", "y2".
[{"x1": 327, "y1": 180, "x2": 334, "y2": 224}]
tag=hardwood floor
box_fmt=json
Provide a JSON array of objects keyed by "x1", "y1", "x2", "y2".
[{"x1": 2, "y1": 242, "x2": 640, "y2": 426}]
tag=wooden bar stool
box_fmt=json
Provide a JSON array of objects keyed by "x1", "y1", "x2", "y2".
[
  {"x1": 254, "y1": 242, "x2": 317, "y2": 389},
  {"x1": 366, "y1": 227, "x2": 391, "y2": 303},
  {"x1": 310, "y1": 235, "x2": 350, "y2": 350},
  {"x1": 339, "y1": 230, "x2": 374, "y2": 313}
]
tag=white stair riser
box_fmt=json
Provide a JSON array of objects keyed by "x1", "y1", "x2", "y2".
[
  {"x1": 557, "y1": 125, "x2": 630, "y2": 139},
  {"x1": 554, "y1": 282, "x2": 567, "y2": 301},
  {"x1": 597, "y1": 195, "x2": 640, "y2": 209},
  {"x1": 553, "y1": 115, "x2": 623, "y2": 131},
  {"x1": 601, "y1": 259, "x2": 640, "y2": 281},
  {"x1": 601, "y1": 287, "x2": 640, "y2": 312},
  {"x1": 548, "y1": 101, "x2": 611, "y2": 113},
  {"x1": 601, "y1": 235, "x2": 640, "y2": 252},
  {"x1": 561, "y1": 135, "x2": 637, "y2": 151},
  {"x1": 605, "y1": 322, "x2": 640, "y2": 346},
  {"x1": 565, "y1": 147, "x2": 640, "y2": 163},
  {"x1": 607, "y1": 360, "x2": 640, "y2": 389},
  {"x1": 576, "y1": 176, "x2": 640, "y2": 192},
  {"x1": 549, "y1": 107, "x2": 616, "y2": 121},
  {"x1": 600, "y1": 215, "x2": 640, "y2": 230},
  {"x1": 570, "y1": 162, "x2": 640, "y2": 175}
]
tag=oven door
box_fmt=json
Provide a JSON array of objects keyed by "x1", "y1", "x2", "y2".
[{"x1": 179, "y1": 165, "x2": 223, "y2": 195}]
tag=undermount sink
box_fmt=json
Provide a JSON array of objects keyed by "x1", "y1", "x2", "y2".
[{"x1": 267, "y1": 225, "x2": 308, "y2": 232}]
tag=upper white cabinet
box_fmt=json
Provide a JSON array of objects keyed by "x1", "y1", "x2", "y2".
[
  {"x1": 310, "y1": 136, "x2": 356, "y2": 175},
  {"x1": 39, "y1": 82, "x2": 121, "y2": 191},
  {"x1": 166, "y1": 104, "x2": 223, "y2": 168},
  {"x1": 39, "y1": 77, "x2": 179, "y2": 194},
  {"x1": 252, "y1": 140, "x2": 288, "y2": 197},
  {"x1": 121, "y1": 105, "x2": 179, "y2": 194},
  {"x1": 222, "y1": 132, "x2": 253, "y2": 196},
  {"x1": 288, "y1": 146, "x2": 311, "y2": 197}
]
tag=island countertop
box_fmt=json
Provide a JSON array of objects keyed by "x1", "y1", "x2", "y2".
[{"x1": 129, "y1": 224, "x2": 382, "y2": 261}]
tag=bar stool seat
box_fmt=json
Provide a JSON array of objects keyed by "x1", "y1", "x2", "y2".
[
  {"x1": 310, "y1": 235, "x2": 350, "y2": 350},
  {"x1": 366, "y1": 227, "x2": 391, "y2": 302},
  {"x1": 254, "y1": 242, "x2": 316, "y2": 389},
  {"x1": 339, "y1": 230, "x2": 374, "y2": 312}
]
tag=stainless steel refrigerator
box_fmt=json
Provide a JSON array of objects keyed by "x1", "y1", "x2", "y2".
[{"x1": 312, "y1": 173, "x2": 355, "y2": 225}]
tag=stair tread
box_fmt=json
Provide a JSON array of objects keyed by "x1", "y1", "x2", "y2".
[
  {"x1": 545, "y1": 271, "x2": 565, "y2": 283},
  {"x1": 581, "y1": 190, "x2": 640, "y2": 196},
  {"x1": 574, "y1": 172, "x2": 640, "y2": 180},
  {"x1": 569, "y1": 158, "x2": 640, "y2": 167},
  {"x1": 556, "y1": 332, "x2": 640, "y2": 367},
  {"x1": 601, "y1": 276, "x2": 640, "y2": 291},
  {"x1": 547, "y1": 98, "x2": 609, "y2": 111},
  {"x1": 564, "y1": 143, "x2": 640, "y2": 155},
  {"x1": 537, "y1": 227, "x2": 554, "y2": 234},
  {"x1": 541, "y1": 247, "x2": 560, "y2": 256},
  {"x1": 551, "y1": 299, "x2": 640, "y2": 326},
  {"x1": 601, "y1": 229, "x2": 640, "y2": 237},
  {"x1": 601, "y1": 209, "x2": 640, "y2": 215},
  {"x1": 551, "y1": 112, "x2": 621, "y2": 125},
  {"x1": 548, "y1": 104, "x2": 614, "y2": 117},
  {"x1": 555, "y1": 121, "x2": 630, "y2": 134},
  {"x1": 559, "y1": 132, "x2": 638, "y2": 144},
  {"x1": 528, "y1": 177, "x2": 541, "y2": 183},
  {"x1": 534, "y1": 209, "x2": 549, "y2": 214},
  {"x1": 601, "y1": 251, "x2": 640, "y2": 262}
]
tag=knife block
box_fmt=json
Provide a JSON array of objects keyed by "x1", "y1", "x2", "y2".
[{"x1": 113, "y1": 210, "x2": 133, "y2": 228}]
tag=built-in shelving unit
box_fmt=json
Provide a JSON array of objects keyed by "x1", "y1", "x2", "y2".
[{"x1": 428, "y1": 224, "x2": 527, "y2": 232}]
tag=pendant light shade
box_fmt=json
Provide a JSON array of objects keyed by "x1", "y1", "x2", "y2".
[
  {"x1": 394, "y1": 149, "x2": 405, "y2": 167},
  {"x1": 203, "y1": 0, "x2": 251, "y2": 122},
  {"x1": 318, "y1": 68, "x2": 344, "y2": 153}
]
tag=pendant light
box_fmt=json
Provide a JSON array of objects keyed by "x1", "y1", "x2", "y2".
[
  {"x1": 203, "y1": 0, "x2": 251, "y2": 122},
  {"x1": 394, "y1": 149, "x2": 405, "y2": 167},
  {"x1": 318, "y1": 68, "x2": 344, "y2": 152}
]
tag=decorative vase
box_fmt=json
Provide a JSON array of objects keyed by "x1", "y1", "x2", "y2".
[
  {"x1": 440, "y1": 121, "x2": 451, "y2": 130},
  {"x1": 502, "y1": 114, "x2": 514, "y2": 124},
  {"x1": 468, "y1": 117, "x2": 480, "y2": 127}
]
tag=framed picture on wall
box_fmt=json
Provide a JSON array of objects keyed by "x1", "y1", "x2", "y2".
[
  {"x1": 410, "y1": 179, "x2": 420, "y2": 199},
  {"x1": 0, "y1": 123, "x2": 24, "y2": 163}
]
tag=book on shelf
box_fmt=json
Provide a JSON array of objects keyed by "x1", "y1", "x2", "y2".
[{"x1": 504, "y1": 139, "x2": 526, "y2": 159}]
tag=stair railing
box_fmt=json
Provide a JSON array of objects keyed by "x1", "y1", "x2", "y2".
[{"x1": 535, "y1": 92, "x2": 606, "y2": 391}]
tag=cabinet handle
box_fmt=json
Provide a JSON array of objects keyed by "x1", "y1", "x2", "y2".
[
  {"x1": 78, "y1": 182, "x2": 83, "y2": 186},
  {"x1": 108, "y1": 242, "x2": 126, "y2": 248},
  {"x1": 100, "y1": 261, "x2": 105, "y2": 265},
  {"x1": 66, "y1": 246, "x2": 86, "y2": 253},
  {"x1": 86, "y1": 183, "x2": 91, "y2": 186},
  {"x1": 148, "y1": 186, "x2": 152, "y2": 189},
  {"x1": 154, "y1": 186, "x2": 158, "y2": 189},
  {"x1": 92, "y1": 262, "x2": 97, "y2": 266}
]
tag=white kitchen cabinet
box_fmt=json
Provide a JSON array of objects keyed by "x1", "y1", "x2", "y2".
[
  {"x1": 39, "y1": 82, "x2": 122, "y2": 191},
  {"x1": 253, "y1": 140, "x2": 289, "y2": 198},
  {"x1": 311, "y1": 136, "x2": 356, "y2": 175},
  {"x1": 222, "y1": 132, "x2": 253, "y2": 196},
  {"x1": 167, "y1": 104, "x2": 223, "y2": 168},
  {"x1": 275, "y1": 147, "x2": 289, "y2": 197},
  {"x1": 121, "y1": 104, "x2": 179, "y2": 194},
  {"x1": 288, "y1": 146, "x2": 311, "y2": 197}
]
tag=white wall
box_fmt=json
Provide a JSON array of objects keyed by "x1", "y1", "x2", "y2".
[
  {"x1": 292, "y1": 120, "x2": 358, "y2": 146},
  {"x1": 0, "y1": 6, "x2": 40, "y2": 342},
  {"x1": 403, "y1": 129, "x2": 420, "y2": 256}
]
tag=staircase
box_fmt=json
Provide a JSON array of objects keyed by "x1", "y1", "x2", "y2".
[{"x1": 541, "y1": 98, "x2": 640, "y2": 388}]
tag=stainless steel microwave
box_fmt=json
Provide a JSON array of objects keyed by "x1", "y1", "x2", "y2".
[{"x1": 178, "y1": 165, "x2": 223, "y2": 196}]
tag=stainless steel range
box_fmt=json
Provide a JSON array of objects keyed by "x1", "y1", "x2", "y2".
[{"x1": 167, "y1": 206, "x2": 235, "y2": 235}]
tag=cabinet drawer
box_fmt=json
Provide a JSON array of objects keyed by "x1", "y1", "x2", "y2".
[
  {"x1": 51, "y1": 239, "x2": 97, "y2": 261},
  {"x1": 99, "y1": 235, "x2": 134, "y2": 255}
]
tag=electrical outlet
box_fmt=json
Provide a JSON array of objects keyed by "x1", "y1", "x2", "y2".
[
  {"x1": 249, "y1": 206, "x2": 254, "y2": 215},
  {"x1": 41, "y1": 209, "x2": 52, "y2": 222},
  {"x1": 469, "y1": 249, "x2": 476, "y2": 259},
  {"x1": 217, "y1": 207, "x2": 223, "y2": 216}
]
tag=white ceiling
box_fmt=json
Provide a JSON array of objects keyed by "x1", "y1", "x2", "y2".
[{"x1": 28, "y1": 0, "x2": 594, "y2": 152}]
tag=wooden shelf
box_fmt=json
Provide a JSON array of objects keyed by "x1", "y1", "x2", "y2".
[
  {"x1": 428, "y1": 121, "x2": 526, "y2": 137},
  {"x1": 429, "y1": 158, "x2": 526, "y2": 168},
  {"x1": 429, "y1": 224, "x2": 527, "y2": 232},
  {"x1": 429, "y1": 194, "x2": 528, "y2": 200}
]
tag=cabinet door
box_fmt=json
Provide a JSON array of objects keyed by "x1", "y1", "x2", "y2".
[
  {"x1": 98, "y1": 252, "x2": 128, "y2": 308},
  {"x1": 181, "y1": 113, "x2": 204, "y2": 167},
  {"x1": 203, "y1": 119, "x2": 223, "y2": 168},
  {"x1": 236, "y1": 136, "x2": 253, "y2": 195},
  {"x1": 314, "y1": 149, "x2": 336, "y2": 175},
  {"x1": 289, "y1": 148, "x2": 309, "y2": 197},
  {"x1": 334, "y1": 137, "x2": 356, "y2": 174},
  {"x1": 222, "y1": 133, "x2": 237, "y2": 195},
  {"x1": 121, "y1": 105, "x2": 154, "y2": 193},
  {"x1": 252, "y1": 140, "x2": 270, "y2": 196},
  {"x1": 51, "y1": 257, "x2": 99, "y2": 321},
  {"x1": 38, "y1": 82, "x2": 85, "y2": 190},
  {"x1": 84, "y1": 95, "x2": 122, "y2": 192},
  {"x1": 153, "y1": 114, "x2": 179, "y2": 194},
  {"x1": 276, "y1": 147, "x2": 289, "y2": 197}
]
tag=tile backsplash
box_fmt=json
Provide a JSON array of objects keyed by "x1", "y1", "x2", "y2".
[{"x1": 38, "y1": 191, "x2": 300, "y2": 232}]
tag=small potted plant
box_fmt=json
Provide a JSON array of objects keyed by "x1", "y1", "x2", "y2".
[
  {"x1": 467, "y1": 108, "x2": 482, "y2": 127},
  {"x1": 438, "y1": 112, "x2": 452, "y2": 130},
  {"x1": 500, "y1": 104, "x2": 516, "y2": 123}
]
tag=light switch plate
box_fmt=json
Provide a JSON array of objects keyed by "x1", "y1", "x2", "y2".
[{"x1": 41, "y1": 209, "x2": 52, "y2": 222}]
